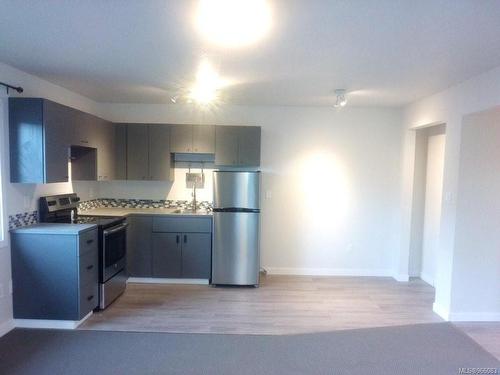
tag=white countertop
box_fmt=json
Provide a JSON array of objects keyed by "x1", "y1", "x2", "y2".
[{"x1": 10, "y1": 223, "x2": 97, "y2": 235}]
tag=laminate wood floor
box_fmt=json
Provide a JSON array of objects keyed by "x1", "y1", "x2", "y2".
[{"x1": 80, "y1": 275, "x2": 499, "y2": 360}]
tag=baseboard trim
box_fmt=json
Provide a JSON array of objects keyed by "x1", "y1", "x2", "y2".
[
  {"x1": 127, "y1": 277, "x2": 209, "y2": 285},
  {"x1": 264, "y1": 267, "x2": 393, "y2": 277},
  {"x1": 420, "y1": 272, "x2": 435, "y2": 286},
  {"x1": 433, "y1": 302, "x2": 450, "y2": 321},
  {"x1": 14, "y1": 311, "x2": 93, "y2": 330},
  {"x1": 393, "y1": 274, "x2": 410, "y2": 282},
  {"x1": 448, "y1": 312, "x2": 500, "y2": 322},
  {"x1": 0, "y1": 319, "x2": 15, "y2": 337}
]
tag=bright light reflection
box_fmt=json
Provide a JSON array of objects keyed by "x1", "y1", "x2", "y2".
[
  {"x1": 298, "y1": 151, "x2": 351, "y2": 230},
  {"x1": 188, "y1": 59, "x2": 227, "y2": 105},
  {"x1": 196, "y1": 0, "x2": 272, "y2": 48}
]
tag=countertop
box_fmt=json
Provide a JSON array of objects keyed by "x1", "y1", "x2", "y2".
[
  {"x1": 78, "y1": 207, "x2": 213, "y2": 218},
  {"x1": 10, "y1": 223, "x2": 97, "y2": 235}
]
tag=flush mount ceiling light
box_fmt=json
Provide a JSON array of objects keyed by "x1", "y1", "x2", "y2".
[
  {"x1": 195, "y1": 0, "x2": 272, "y2": 48},
  {"x1": 187, "y1": 58, "x2": 228, "y2": 105},
  {"x1": 334, "y1": 89, "x2": 347, "y2": 108}
]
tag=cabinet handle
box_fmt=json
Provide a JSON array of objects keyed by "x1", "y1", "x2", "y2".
[
  {"x1": 183, "y1": 234, "x2": 187, "y2": 243},
  {"x1": 176, "y1": 235, "x2": 180, "y2": 244},
  {"x1": 86, "y1": 239, "x2": 94, "y2": 245},
  {"x1": 87, "y1": 295, "x2": 94, "y2": 301},
  {"x1": 86, "y1": 265, "x2": 94, "y2": 270}
]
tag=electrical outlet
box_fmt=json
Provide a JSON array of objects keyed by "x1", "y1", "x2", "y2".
[
  {"x1": 8, "y1": 280, "x2": 12, "y2": 295},
  {"x1": 265, "y1": 190, "x2": 272, "y2": 199}
]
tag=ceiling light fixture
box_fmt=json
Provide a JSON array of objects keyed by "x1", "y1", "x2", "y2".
[
  {"x1": 334, "y1": 89, "x2": 347, "y2": 108},
  {"x1": 195, "y1": 0, "x2": 272, "y2": 48},
  {"x1": 188, "y1": 58, "x2": 226, "y2": 105}
]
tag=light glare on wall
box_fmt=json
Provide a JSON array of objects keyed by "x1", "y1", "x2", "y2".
[
  {"x1": 299, "y1": 151, "x2": 351, "y2": 230},
  {"x1": 195, "y1": 0, "x2": 272, "y2": 48}
]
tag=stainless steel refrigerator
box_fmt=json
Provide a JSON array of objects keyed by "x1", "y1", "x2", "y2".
[{"x1": 212, "y1": 171, "x2": 261, "y2": 286}]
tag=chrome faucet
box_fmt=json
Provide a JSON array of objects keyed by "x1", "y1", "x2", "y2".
[{"x1": 192, "y1": 184, "x2": 197, "y2": 212}]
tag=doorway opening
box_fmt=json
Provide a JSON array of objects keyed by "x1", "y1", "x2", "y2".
[{"x1": 408, "y1": 124, "x2": 446, "y2": 286}]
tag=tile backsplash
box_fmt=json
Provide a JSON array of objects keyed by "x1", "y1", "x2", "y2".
[
  {"x1": 8, "y1": 211, "x2": 38, "y2": 230},
  {"x1": 8, "y1": 199, "x2": 213, "y2": 230},
  {"x1": 78, "y1": 198, "x2": 213, "y2": 211}
]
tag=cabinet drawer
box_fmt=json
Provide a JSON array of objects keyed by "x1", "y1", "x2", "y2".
[
  {"x1": 79, "y1": 282, "x2": 98, "y2": 318},
  {"x1": 153, "y1": 217, "x2": 212, "y2": 233},
  {"x1": 78, "y1": 229, "x2": 98, "y2": 256},
  {"x1": 79, "y1": 249, "x2": 98, "y2": 287}
]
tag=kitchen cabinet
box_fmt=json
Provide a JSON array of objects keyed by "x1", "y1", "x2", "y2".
[
  {"x1": 96, "y1": 119, "x2": 115, "y2": 181},
  {"x1": 181, "y1": 233, "x2": 211, "y2": 279},
  {"x1": 126, "y1": 124, "x2": 174, "y2": 181},
  {"x1": 215, "y1": 126, "x2": 261, "y2": 167},
  {"x1": 170, "y1": 125, "x2": 215, "y2": 154},
  {"x1": 126, "y1": 124, "x2": 149, "y2": 180},
  {"x1": 151, "y1": 216, "x2": 212, "y2": 279},
  {"x1": 170, "y1": 125, "x2": 193, "y2": 153},
  {"x1": 126, "y1": 216, "x2": 153, "y2": 277},
  {"x1": 152, "y1": 233, "x2": 182, "y2": 277},
  {"x1": 193, "y1": 125, "x2": 215, "y2": 153},
  {"x1": 114, "y1": 123, "x2": 127, "y2": 180},
  {"x1": 10, "y1": 226, "x2": 99, "y2": 321},
  {"x1": 149, "y1": 125, "x2": 174, "y2": 181},
  {"x1": 9, "y1": 98, "x2": 71, "y2": 183}
]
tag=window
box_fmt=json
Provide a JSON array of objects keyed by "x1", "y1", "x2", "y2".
[{"x1": 0, "y1": 98, "x2": 6, "y2": 247}]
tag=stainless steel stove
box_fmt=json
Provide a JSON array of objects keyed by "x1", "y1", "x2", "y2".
[{"x1": 39, "y1": 193, "x2": 128, "y2": 309}]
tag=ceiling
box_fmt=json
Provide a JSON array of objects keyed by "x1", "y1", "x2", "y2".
[{"x1": 1, "y1": 0, "x2": 500, "y2": 107}]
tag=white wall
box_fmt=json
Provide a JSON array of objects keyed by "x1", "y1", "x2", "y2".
[
  {"x1": 451, "y1": 107, "x2": 500, "y2": 320},
  {"x1": 400, "y1": 65, "x2": 500, "y2": 320},
  {"x1": 102, "y1": 104, "x2": 404, "y2": 276},
  {"x1": 0, "y1": 62, "x2": 103, "y2": 333}
]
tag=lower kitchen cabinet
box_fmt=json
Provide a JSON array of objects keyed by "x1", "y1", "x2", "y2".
[
  {"x1": 152, "y1": 233, "x2": 182, "y2": 277},
  {"x1": 181, "y1": 233, "x2": 211, "y2": 279},
  {"x1": 127, "y1": 215, "x2": 212, "y2": 280},
  {"x1": 10, "y1": 226, "x2": 99, "y2": 321},
  {"x1": 126, "y1": 216, "x2": 153, "y2": 277},
  {"x1": 152, "y1": 232, "x2": 211, "y2": 279}
]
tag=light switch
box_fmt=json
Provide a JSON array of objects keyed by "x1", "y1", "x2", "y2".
[{"x1": 265, "y1": 190, "x2": 272, "y2": 199}]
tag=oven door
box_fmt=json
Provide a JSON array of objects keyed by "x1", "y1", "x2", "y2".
[{"x1": 102, "y1": 222, "x2": 128, "y2": 282}]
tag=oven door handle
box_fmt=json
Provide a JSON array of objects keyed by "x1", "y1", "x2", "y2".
[{"x1": 103, "y1": 222, "x2": 129, "y2": 236}]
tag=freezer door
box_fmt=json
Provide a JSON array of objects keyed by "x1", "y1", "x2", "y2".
[
  {"x1": 213, "y1": 171, "x2": 260, "y2": 209},
  {"x1": 212, "y1": 212, "x2": 260, "y2": 285}
]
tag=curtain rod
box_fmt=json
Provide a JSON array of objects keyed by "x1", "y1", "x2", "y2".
[{"x1": 0, "y1": 81, "x2": 24, "y2": 95}]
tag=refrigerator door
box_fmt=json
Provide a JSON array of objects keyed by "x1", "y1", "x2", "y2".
[
  {"x1": 213, "y1": 171, "x2": 260, "y2": 210},
  {"x1": 212, "y1": 211, "x2": 260, "y2": 285}
]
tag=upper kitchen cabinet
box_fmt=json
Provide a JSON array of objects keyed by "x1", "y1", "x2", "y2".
[
  {"x1": 95, "y1": 118, "x2": 116, "y2": 181},
  {"x1": 215, "y1": 126, "x2": 261, "y2": 167},
  {"x1": 149, "y1": 125, "x2": 174, "y2": 181},
  {"x1": 193, "y1": 125, "x2": 215, "y2": 153},
  {"x1": 126, "y1": 124, "x2": 149, "y2": 180},
  {"x1": 170, "y1": 125, "x2": 215, "y2": 154},
  {"x1": 114, "y1": 123, "x2": 127, "y2": 180},
  {"x1": 9, "y1": 98, "x2": 71, "y2": 183},
  {"x1": 126, "y1": 124, "x2": 174, "y2": 181}
]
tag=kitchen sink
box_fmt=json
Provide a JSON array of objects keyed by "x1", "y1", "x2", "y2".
[{"x1": 171, "y1": 208, "x2": 207, "y2": 214}]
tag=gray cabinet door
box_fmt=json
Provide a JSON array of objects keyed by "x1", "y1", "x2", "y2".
[
  {"x1": 43, "y1": 100, "x2": 71, "y2": 183},
  {"x1": 181, "y1": 233, "x2": 211, "y2": 279},
  {"x1": 238, "y1": 126, "x2": 261, "y2": 166},
  {"x1": 152, "y1": 233, "x2": 182, "y2": 278},
  {"x1": 114, "y1": 123, "x2": 127, "y2": 180},
  {"x1": 215, "y1": 126, "x2": 239, "y2": 166},
  {"x1": 170, "y1": 125, "x2": 193, "y2": 153},
  {"x1": 192, "y1": 125, "x2": 215, "y2": 153},
  {"x1": 149, "y1": 125, "x2": 173, "y2": 181},
  {"x1": 127, "y1": 124, "x2": 149, "y2": 180},
  {"x1": 96, "y1": 119, "x2": 115, "y2": 181},
  {"x1": 126, "y1": 216, "x2": 152, "y2": 277}
]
